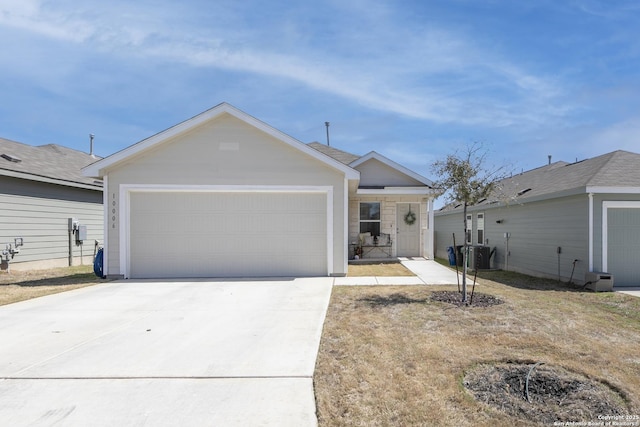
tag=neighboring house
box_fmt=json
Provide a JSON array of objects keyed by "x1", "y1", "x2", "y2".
[
  {"x1": 82, "y1": 102, "x2": 436, "y2": 279},
  {"x1": 434, "y1": 150, "x2": 640, "y2": 287},
  {"x1": 0, "y1": 137, "x2": 103, "y2": 271}
]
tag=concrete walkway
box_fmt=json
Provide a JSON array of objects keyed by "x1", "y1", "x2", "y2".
[
  {"x1": 334, "y1": 258, "x2": 461, "y2": 286},
  {"x1": 337, "y1": 259, "x2": 640, "y2": 299},
  {"x1": 615, "y1": 287, "x2": 640, "y2": 298},
  {"x1": 0, "y1": 278, "x2": 333, "y2": 426}
]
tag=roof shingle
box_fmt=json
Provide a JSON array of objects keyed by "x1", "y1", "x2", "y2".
[
  {"x1": 438, "y1": 150, "x2": 640, "y2": 211},
  {"x1": 0, "y1": 137, "x2": 102, "y2": 189},
  {"x1": 307, "y1": 142, "x2": 361, "y2": 165}
]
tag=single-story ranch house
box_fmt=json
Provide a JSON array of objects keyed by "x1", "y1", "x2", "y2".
[
  {"x1": 434, "y1": 150, "x2": 640, "y2": 288},
  {"x1": 83, "y1": 103, "x2": 437, "y2": 279},
  {"x1": 0, "y1": 137, "x2": 103, "y2": 271}
]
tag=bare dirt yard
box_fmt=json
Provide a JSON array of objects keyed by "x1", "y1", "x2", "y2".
[
  {"x1": 0, "y1": 265, "x2": 107, "y2": 306},
  {"x1": 314, "y1": 266, "x2": 640, "y2": 426}
]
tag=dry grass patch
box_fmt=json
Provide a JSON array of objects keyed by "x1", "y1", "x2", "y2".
[
  {"x1": 347, "y1": 262, "x2": 415, "y2": 277},
  {"x1": 314, "y1": 268, "x2": 640, "y2": 426},
  {"x1": 0, "y1": 265, "x2": 107, "y2": 306}
]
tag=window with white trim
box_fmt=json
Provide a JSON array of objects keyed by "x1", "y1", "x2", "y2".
[
  {"x1": 477, "y1": 212, "x2": 485, "y2": 245},
  {"x1": 360, "y1": 202, "x2": 381, "y2": 237},
  {"x1": 466, "y1": 213, "x2": 472, "y2": 245}
]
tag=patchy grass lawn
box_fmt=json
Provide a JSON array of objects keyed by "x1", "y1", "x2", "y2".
[
  {"x1": 348, "y1": 262, "x2": 415, "y2": 277},
  {"x1": 314, "y1": 264, "x2": 640, "y2": 426},
  {"x1": 0, "y1": 265, "x2": 108, "y2": 306}
]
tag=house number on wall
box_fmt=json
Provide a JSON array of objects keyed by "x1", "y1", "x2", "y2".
[{"x1": 111, "y1": 193, "x2": 117, "y2": 229}]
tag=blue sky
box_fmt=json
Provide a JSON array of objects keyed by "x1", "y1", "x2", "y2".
[{"x1": 1, "y1": 0, "x2": 639, "y2": 180}]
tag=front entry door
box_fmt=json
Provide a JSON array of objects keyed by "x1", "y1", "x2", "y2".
[{"x1": 396, "y1": 203, "x2": 421, "y2": 257}]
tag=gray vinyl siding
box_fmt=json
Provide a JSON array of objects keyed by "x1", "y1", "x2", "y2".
[
  {"x1": 433, "y1": 210, "x2": 464, "y2": 258},
  {"x1": 435, "y1": 194, "x2": 590, "y2": 283},
  {"x1": 0, "y1": 176, "x2": 103, "y2": 267}
]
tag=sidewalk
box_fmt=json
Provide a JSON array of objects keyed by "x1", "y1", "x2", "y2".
[
  {"x1": 615, "y1": 287, "x2": 640, "y2": 298},
  {"x1": 335, "y1": 258, "x2": 461, "y2": 286}
]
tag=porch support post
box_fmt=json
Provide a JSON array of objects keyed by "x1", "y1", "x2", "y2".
[
  {"x1": 588, "y1": 192, "x2": 594, "y2": 272},
  {"x1": 426, "y1": 197, "x2": 435, "y2": 259}
]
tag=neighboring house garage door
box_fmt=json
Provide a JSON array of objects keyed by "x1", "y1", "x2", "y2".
[
  {"x1": 604, "y1": 202, "x2": 640, "y2": 287},
  {"x1": 127, "y1": 191, "x2": 328, "y2": 278}
]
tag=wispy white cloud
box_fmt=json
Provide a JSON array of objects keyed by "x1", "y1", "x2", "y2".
[
  {"x1": 569, "y1": 0, "x2": 640, "y2": 19},
  {"x1": 0, "y1": 0, "x2": 571, "y2": 130}
]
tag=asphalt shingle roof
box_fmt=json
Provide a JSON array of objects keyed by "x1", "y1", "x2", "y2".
[
  {"x1": 439, "y1": 150, "x2": 640, "y2": 212},
  {"x1": 0, "y1": 137, "x2": 102, "y2": 189},
  {"x1": 307, "y1": 142, "x2": 361, "y2": 165}
]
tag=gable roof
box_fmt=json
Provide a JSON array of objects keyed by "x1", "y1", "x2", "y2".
[
  {"x1": 0, "y1": 137, "x2": 103, "y2": 190},
  {"x1": 438, "y1": 150, "x2": 640, "y2": 212},
  {"x1": 350, "y1": 151, "x2": 434, "y2": 187},
  {"x1": 308, "y1": 144, "x2": 433, "y2": 188},
  {"x1": 307, "y1": 142, "x2": 361, "y2": 165},
  {"x1": 501, "y1": 150, "x2": 640, "y2": 198},
  {"x1": 83, "y1": 103, "x2": 359, "y2": 180}
]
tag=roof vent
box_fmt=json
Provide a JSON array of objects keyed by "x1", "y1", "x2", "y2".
[
  {"x1": 1, "y1": 153, "x2": 22, "y2": 163},
  {"x1": 517, "y1": 188, "x2": 532, "y2": 196}
]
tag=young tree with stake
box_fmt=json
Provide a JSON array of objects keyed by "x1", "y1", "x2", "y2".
[{"x1": 432, "y1": 143, "x2": 510, "y2": 303}]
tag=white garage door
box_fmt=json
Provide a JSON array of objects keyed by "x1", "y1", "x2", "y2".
[
  {"x1": 128, "y1": 191, "x2": 328, "y2": 278},
  {"x1": 606, "y1": 206, "x2": 640, "y2": 287}
]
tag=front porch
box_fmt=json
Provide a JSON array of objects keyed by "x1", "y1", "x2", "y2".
[{"x1": 348, "y1": 195, "x2": 435, "y2": 260}]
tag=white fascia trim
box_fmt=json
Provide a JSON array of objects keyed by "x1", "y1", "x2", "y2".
[
  {"x1": 1, "y1": 168, "x2": 103, "y2": 191},
  {"x1": 119, "y1": 184, "x2": 128, "y2": 278},
  {"x1": 587, "y1": 186, "x2": 640, "y2": 194},
  {"x1": 102, "y1": 176, "x2": 108, "y2": 275},
  {"x1": 357, "y1": 187, "x2": 434, "y2": 195},
  {"x1": 327, "y1": 187, "x2": 334, "y2": 276},
  {"x1": 343, "y1": 178, "x2": 349, "y2": 274},
  {"x1": 601, "y1": 200, "x2": 640, "y2": 273},
  {"x1": 83, "y1": 102, "x2": 359, "y2": 180},
  {"x1": 119, "y1": 184, "x2": 335, "y2": 278},
  {"x1": 349, "y1": 151, "x2": 433, "y2": 186}
]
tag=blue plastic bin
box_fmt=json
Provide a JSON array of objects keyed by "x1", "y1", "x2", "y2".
[{"x1": 447, "y1": 246, "x2": 456, "y2": 266}]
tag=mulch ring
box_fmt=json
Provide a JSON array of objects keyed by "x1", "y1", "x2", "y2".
[
  {"x1": 430, "y1": 290, "x2": 504, "y2": 307},
  {"x1": 464, "y1": 361, "x2": 630, "y2": 425}
]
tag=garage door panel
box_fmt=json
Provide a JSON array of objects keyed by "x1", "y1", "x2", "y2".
[
  {"x1": 607, "y1": 207, "x2": 640, "y2": 287},
  {"x1": 131, "y1": 254, "x2": 325, "y2": 279},
  {"x1": 129, "y1": 192, "x2": 327, "y2": 278}
]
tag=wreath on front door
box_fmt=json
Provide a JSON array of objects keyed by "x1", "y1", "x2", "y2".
[{"x1": 404, "y1": 208, "x2": 417, "y2": 225}]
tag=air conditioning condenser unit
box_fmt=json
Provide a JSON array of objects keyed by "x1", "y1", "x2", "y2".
[{"x1": 585, "y1": 272, "x2": 614, "y2": 292}]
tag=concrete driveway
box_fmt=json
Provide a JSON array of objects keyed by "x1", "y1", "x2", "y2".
[{"x1": 0, "y1": 278, "x2": 334, "y2": 426}]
